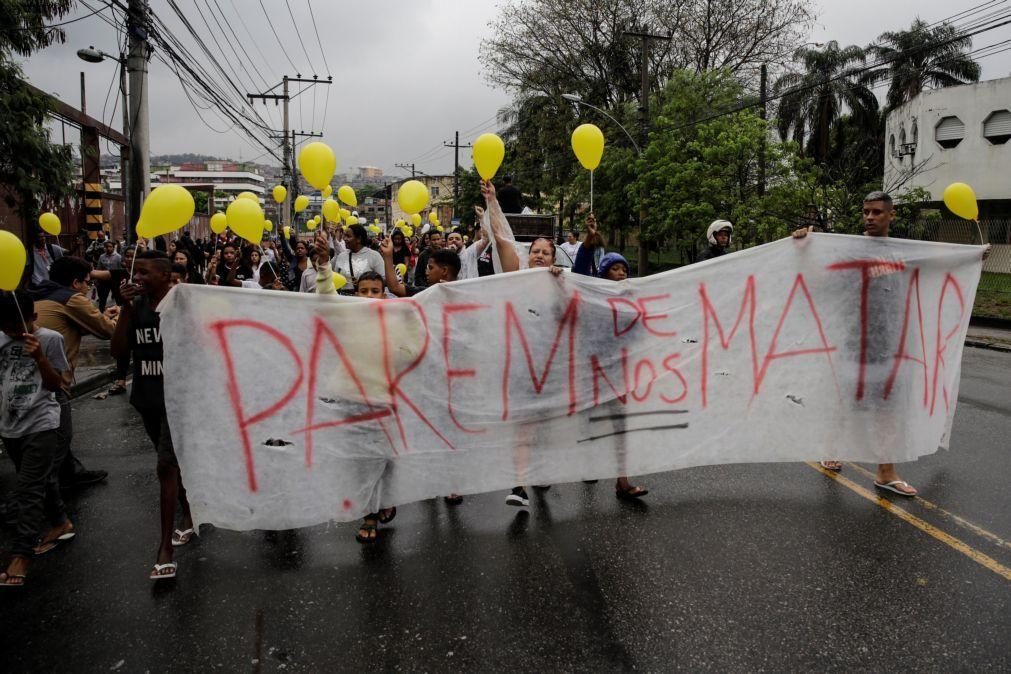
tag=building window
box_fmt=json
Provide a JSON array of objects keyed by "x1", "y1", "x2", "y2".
[
  {"x1": 983, "y1": 110, "x2": 1011, "y2": 145},
  {"x1": 911, "y1": 119, "x2": 918, "y2": 145},
  {"x1": 935, "y1": 116, "x2": 964, "y2": 149},
  {"x1": 889, "y1": 134, "x2": 896, "y2": 157},
  {"x1": 431, "y1": 186, "x2": 440, "y2": 197}
]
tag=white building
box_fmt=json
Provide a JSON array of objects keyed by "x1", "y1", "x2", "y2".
[{"x1": 884, "y1": 76, "x2": 1011, "y2": 215}]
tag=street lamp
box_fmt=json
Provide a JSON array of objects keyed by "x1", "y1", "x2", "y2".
[
  {"x1": 77, "y1": 46, "x2": 133, "y2": 244},
  {"x1": 561, "y1": 93, "x2": 641, "y2": 155},
  {"x1": 562, "y1": 92, "x2": 647, "y2": 274}
]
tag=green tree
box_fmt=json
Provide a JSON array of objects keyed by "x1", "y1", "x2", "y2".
[
  {"x1": 866, "y1": 18, "x2": 981, "y2": 110},
  {"x1": 0, "y1": 0, "x2": 76, "y2": 258},
  {"x1": 773, "y1": 41, "x2": 878, "y2": 164},
  {"x1": 635, "y1": 70, "x2": 819, "y2": 261}
]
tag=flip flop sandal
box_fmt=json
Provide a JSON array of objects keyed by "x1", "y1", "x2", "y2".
[
  {"x1": 443, "y1": 495, "x2": 464, "y2": 506},
  {"x1": 819, "y1": 461, "x2": 843, "y2": 472},
  {"x1": 34, "y1": 524, "x2": 76, "y2": 555},
  {"x1": 149, "y1": 562, "x2": 177, "y2": 580},
  {"x1": 356, "y1": 521, "x2": 378, "y2": 544},
  {"x1": 0, "y1": 572, "x2": 27, "y2": 588},
  {"x1": 616, "y1": 486, "x2": 649, "y2": 500},
  {"x1": 874, "y1": 480, "x2": 917, "y2": 497},
  {"x1": 171, "y1": 528, "x2": 195, "y2": 547},
  {"x1": 377, "y1": 507, "x2": 397, "y2": 524}
]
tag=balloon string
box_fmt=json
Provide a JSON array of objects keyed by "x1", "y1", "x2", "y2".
[
  {"x1": 973, "y1": 218, "x2": 984, "y2": 246},
  {"x1": 590, "y1": 170, "x2": 594, "y2": 214},
  {"x1": 13, "y1": 293, "x2": 29, "y2": 334}
]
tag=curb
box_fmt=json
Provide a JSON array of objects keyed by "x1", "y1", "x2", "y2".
[
  {"x1": 965, "y1": 339, "x2": 1011, "y2": 354},
  {"x1": 70, "y1": 365, "x2": 118, "y2": 399}
]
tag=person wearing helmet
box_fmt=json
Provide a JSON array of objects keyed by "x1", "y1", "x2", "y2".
[{"x1": 698, "y1": 220, "x2": 734, "y2": 261}]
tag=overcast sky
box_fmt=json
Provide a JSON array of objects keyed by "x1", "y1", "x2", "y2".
[{"x1": 19, "y1": 0, "x2": 1011, "y2": 178}]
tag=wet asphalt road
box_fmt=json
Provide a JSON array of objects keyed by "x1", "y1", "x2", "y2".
[{"x1": 1, "y1": 347, "x2": 1009, "y2": 672}]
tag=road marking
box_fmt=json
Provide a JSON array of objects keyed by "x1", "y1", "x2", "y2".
[
  {"x1": 806, "y1": 462, "x2": 1011, "y2": 582},
  {"x1": 843, "y1": 462, "x2": 1011, "y2": 551}
]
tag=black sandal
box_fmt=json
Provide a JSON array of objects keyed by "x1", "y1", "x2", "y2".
[
  {"x1": 443, "y1": 495, "x2": 463, "y2": 506},
  {"x1": 378, "y1": 507, "x2": 397, "y2": 524},
  {"x1": 616, "y1": 485, "x2": 649, "y2": 500},
  {"x1": 355, "y1": 518, "x2": 378, "y2": 543}
]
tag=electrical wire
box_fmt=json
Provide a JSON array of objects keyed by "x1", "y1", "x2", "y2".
[
  {"x1": 305, "y1": 0, "x2": 331, "y2": 75},
  {"x1": 282, "y1": 0, "x2": 314, "y2": 72},
  {"x1": 258, "y1": 0, "x2": 298, "y2": 72}
]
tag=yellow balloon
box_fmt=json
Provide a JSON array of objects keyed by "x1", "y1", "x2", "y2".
[
  {"x1": 137, "y1": 184, "x2": 195, "y2": 238},
  {"x1": 283, "y1": 225, "x2": 291, "y2": 239},
  {"x1": 337, "y1": 185, "x2": 357, "y2": 207},
  {"x1": 436, "y1": 225, "x2": 444, "y2": 233},
  {"x1": 264, "y1": 219, "x2": 273, "y2": 232},
  {"x1": 368, "y1": 224, "x2": 380, "y2": 234},
  {"x1": 313, "y1": 215, "x2": 321, "y2": 224},
  {"x1": 571, "y1": 123, "x2": 605, "y2": 170},
  {"x1": 210, "y1": 211, "x2": 227, "y2": 234},
  {"x1": 294, "y1": 195, "x2": 310, "y2": 213},
  {"x1": 428, "y1": 211, "x2": 438, "y2": 224},
  {"x1": 344, "y1": 214, "x2": 356, "y2": 227},
  {"x1": 332, "y1": 273, "x2": 348, "y2": 291},
  {"x1": 272, "y1": 185, "x2": 287, "y2": 204},
  {"x1": 473, "y1": 133, "x2": 505, "y2": 180},
  {"x1": 38, "y1": 212, "x2": 61, "y2": 236},
  {"x1": 238, "y1": 191, "x2": 259, "y2": 202},
  {"x1": 306, "y1": 218, "x2": 318, "y2": 231},
  {"x1": 397, "y1": 180, "x2": 429, "y2": 214},
  {"x1": 394, "y1": 263, "x2": 407, "y2": 278},
  {"x1": 943, "y1": 182, "x2": 978, "y2": 220},
  {"x1": 410, "y1": 213, "x2": 422, "y2": 227},
  {"x1": 403, "y1": 226, "x2": 414, "y2": 237},
  {"x1": 321, "y1": 185, "x2": 333, "y2": 199},
  {"x1": 298, "y1": 142, "x2": 337, "y2": 190},
  {"x1": 322, "y1": 198, "x2": 340, "y2": 222},
  {"x1": 226, "y1": 196, "x2": 264, "y2": 244},
  {"x1": 396, "y1": 219, "x2": 406, "y2": 229},
  {"x1": 0, "y1": 230, "x2": 27, "y2": 291}
]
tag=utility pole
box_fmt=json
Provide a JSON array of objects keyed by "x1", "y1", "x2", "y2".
[
  {"x1": 624, "y1": 26, "x2": 671, "y2": 277},
  {"x1": 248, "y1": 75, "x2": 331, "y2": 232},
  {"x1": 127, "y1": 0, "x2": 150, "y2": 237},
  {"x1": 758, "y1": 63, "x2": 768, "y2": 197},
  {"x1": 395, "y1": 162, "x2": 416, "y2": 178},
  {"x1": 444, "y1": 132, "x2": 472, "y2": 204}
]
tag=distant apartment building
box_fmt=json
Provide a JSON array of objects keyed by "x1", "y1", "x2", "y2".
[
  {"x1": 156, "y1": 161, "x2": 266, "y2": 203},
  {"x1": 389, "y1": 175, "x2": 456, "y2": 226}
]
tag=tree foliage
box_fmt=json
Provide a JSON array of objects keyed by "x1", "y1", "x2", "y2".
[
  {"x1": 866, "y1": 18, "x2": 982, "y2": 110},
  {"x1": 773, "y1": 41, "x2": 878, "y2": 165},
  {"x1": 633, "y1": 71, "x2": 819, "y2": 260},
  {"x1": 0, "y1": 0, "x2": 76, "y2": 247},
  {"x1": 480, "y1": 0, "x2": 812, "y2": 106}
]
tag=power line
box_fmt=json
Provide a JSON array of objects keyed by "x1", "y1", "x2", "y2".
[
  {"x1": 283, "y1": 0, "x2": 314, "y2": 72},
  {"x1": 680, "y1": 13, "x2": 1011, "y2": 133},
  {"x1": 258, "y1": 0, "x2": 298, "y2": 72},
  {"x1": 305, "y1": 0, "x2": 331, "y2": 75}
]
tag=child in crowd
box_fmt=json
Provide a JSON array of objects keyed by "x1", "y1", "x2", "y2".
[{"x1": 0, "y1": 291, "x2": 75, "y2": 588}]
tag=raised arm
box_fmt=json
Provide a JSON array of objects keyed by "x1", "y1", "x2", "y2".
[
  {"x1": 380, "y1": 235, "x2": 407, "y2": 297},
  {"x1": 480, "y1": 180, "x2": 520, "y2": 273}
]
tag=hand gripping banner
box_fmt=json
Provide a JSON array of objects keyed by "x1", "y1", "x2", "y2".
[{"x1": 158, "y1": 234, "x2": 983, "y2": 530}]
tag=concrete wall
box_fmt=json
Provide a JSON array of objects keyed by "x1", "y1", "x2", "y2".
[{"x1": 884, "y1": 77, "x2": 1011, "y2": 203}]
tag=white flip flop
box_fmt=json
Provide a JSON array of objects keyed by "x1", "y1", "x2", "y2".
[
  {"x1": 874, "y1": 480, "x2": 917, "y2": 497},
  {"x1": 149, "y1": 562, "x2": 177, "y2": 580}
]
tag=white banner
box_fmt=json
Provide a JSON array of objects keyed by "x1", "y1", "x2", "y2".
[{"x1": 159, "y1": 234, "x2": 983, "y2": 530}]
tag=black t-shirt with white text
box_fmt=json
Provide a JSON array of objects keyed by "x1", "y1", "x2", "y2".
[{"x1": 129, "y1": 295, "x2": 165, "y2": 411}]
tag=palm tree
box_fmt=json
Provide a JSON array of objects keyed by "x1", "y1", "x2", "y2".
[
  {"x1": 866, "y1": 19, "x2": 982, "y2": 110},
  {"x1": 773, "y1": 41, "x2": 878, "y2": 164}
]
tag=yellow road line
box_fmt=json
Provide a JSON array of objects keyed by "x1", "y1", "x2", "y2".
[
  {"x1": 806, "y1": 462, "x2": 1011, "y2": 582},
  {"x1": 843, "y1": 462, "x2": 1011, "y2": 551}
]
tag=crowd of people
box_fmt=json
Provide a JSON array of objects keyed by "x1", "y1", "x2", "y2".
[{"x1": 0, "y1": 182, "x2": 989, "y2": 587}]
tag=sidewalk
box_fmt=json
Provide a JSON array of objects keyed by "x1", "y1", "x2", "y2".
[
  {"x1": 70, "y1": 335, "x2": 119, "y2": 398},
  {"x1": 966, "y1": 323, "x2": 1011, "y2": 353}
]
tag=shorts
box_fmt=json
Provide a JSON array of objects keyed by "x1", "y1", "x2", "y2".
[{"x1": 138, "y1": 409, "x2": 178, "y2": 468}]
